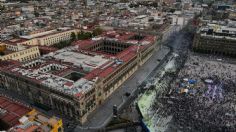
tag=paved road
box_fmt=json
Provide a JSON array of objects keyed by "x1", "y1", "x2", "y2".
[{"x1": 74, "y1": 46, "x2": 170, "y2": 131}]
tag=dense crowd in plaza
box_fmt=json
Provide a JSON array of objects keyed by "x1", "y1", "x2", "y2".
[
  {"x1": 180, "y1": 55, "x2": 236, "y2": 81},
  {"x1": 157, "y1": 54, "x2": 236, "y2": 132}
]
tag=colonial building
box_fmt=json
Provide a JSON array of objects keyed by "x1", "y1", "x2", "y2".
[
  {"x1": 193, "y1": 24, "x2": 236, "y2": 57},
  {"x1": 0, "y1": 41, "x2": 40, "y2": 62},
  {"x1": 0, "y1": 30, "x2": 160, "y2": 124},
  {"x1": 19, "y1": 28, "x2": 79, "y2": 46}
]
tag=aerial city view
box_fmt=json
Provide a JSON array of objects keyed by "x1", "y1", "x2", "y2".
[{"x1": 0, "y1": 0, "x2": 236, "y2": 132}]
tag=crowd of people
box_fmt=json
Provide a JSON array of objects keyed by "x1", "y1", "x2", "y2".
[
  {"x1": 157, "y1": 54, "x2": 236, "y2": 132},
  {"x1": 179, "y1": 55, "x2": 236, "y2": 82}
]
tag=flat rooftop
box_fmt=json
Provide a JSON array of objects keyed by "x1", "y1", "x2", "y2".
[
  {"x1": 51, "y1": 49, "x2": 110, "y2": 72},
  {"x1": 198, "y1": 24, "x2": 236, "y2": 40},
  {"x1": 10, "y1": 109, "x2": 61, "y2": 132},
  {"x1": 75, "y1": 30, "x2": 156, "y2": 47},
  {"x1": 19, "y1": 28, "x2": 74, "y2": 39},
  {"x1": 2, "y1": 38, "x2": 29, "y2": 45}
]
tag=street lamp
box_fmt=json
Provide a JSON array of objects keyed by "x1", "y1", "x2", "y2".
[{"x1": 113, "y1": 104, "x2": 118, "y2": 117}]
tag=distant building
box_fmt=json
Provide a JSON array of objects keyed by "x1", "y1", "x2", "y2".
[
  {"x1": 193, "y1": 24, "x2": 236, "y2": 57},
  {"x1": 229, "y1": 11, "x2": 236, "y2": 20},
  {"x1": 0, "y1": 95, "x2": 63, "y2": 132},
  {"x1": 38, "y1": 46, "x2": 58, "y2": 55},
  {"x1": 9, "y1": 109, "x2": 63, "y2": 132},
  {"x1": 21, "y1": 6, "x2": 34, "y2": 13},
  {"x1": 19, "y1": 28, "x2": 79, "y2": 46},
  {"x1": 0, "y1": 40, "x2": 40, "y2": 62},
  {"x1": 0, "y1": 95, "x2": 31, "y2": 130}
]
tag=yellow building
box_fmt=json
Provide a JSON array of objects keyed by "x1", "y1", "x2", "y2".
[
  {"x1": 19, "y1": 28, "x2": 79, "y2": 46},
  {"x1": 0, "y1": 40, "x2": 40, "y2": 62},
  {"x1": 9, "y1": 109, "x2": 63, "y2": 132}
]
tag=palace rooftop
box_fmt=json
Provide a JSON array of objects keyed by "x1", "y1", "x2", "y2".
[{"x1": 1, "y1": 30, "x2": 158, "y2": 99}]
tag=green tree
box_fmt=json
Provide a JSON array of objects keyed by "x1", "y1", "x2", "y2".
[
  {"x1": 92, "y1": 28, "x2": 103, "y2": 36},
  {"x1": 71, "y1": 32, "x2": 77, "y2": 41},
  {"x1": 77, "y1": 32, "x2": 84, "y2": 40},
  {"x1": 85, "y1": 32, "x2": 93, "y2": 38},
  {"x1": 53, "y1": 40, "x2": 71, "y2": 49},
  {"x1": 77, "y1": 31, "x2": 93, "y2": 40}
]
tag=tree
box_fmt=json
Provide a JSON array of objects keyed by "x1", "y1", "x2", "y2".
[
  {"x1": 53, "y1": 40, "x2": 71, "y2": 49},
  {"x1": 77, "y1": 31, "x2": 93, "y2": 40},
  {"x1": 77, "y1": 32, "x2": 84, "y2": 40},
  {"x1": 71, "y1": 32, "x2": 77, "y2": 41},
  {"x1": 77, "y1": 31, "x2": 83, "y2": 40},
  {"x1": 92, "y1": 28, "x2": 103, "y2": 36}
]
